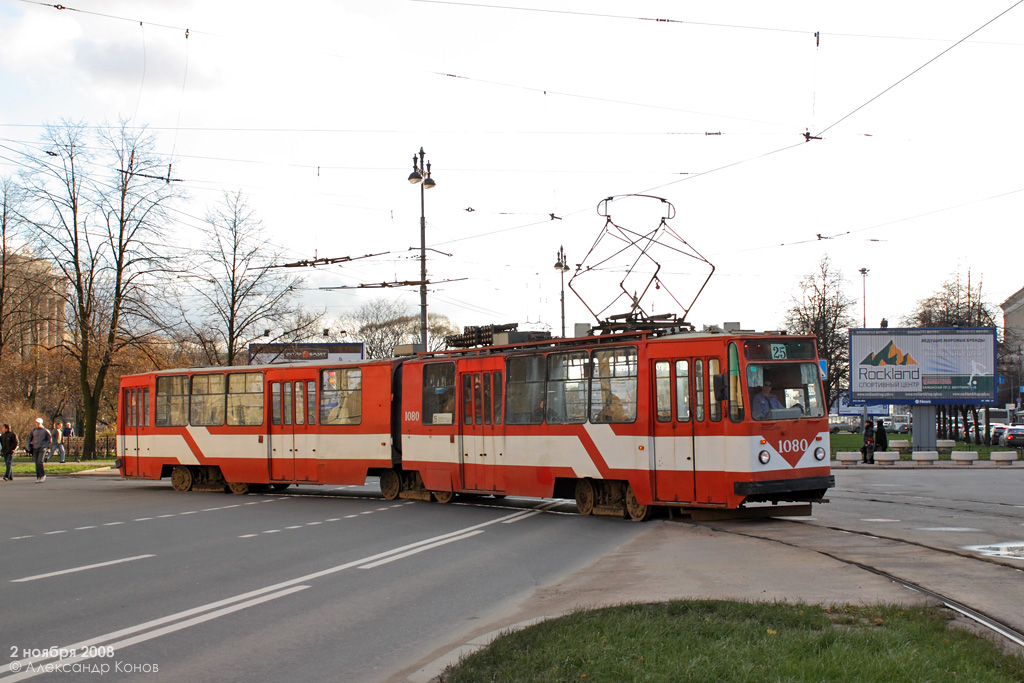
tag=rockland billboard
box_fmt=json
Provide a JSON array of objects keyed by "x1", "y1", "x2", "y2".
[{"x1": 848, "y1": 327, "x2": 997, "y2": 406}]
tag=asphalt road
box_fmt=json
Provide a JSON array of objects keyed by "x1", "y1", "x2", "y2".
[{"x1": 0, "y1": 476, "x2": 640, "y2": 682}]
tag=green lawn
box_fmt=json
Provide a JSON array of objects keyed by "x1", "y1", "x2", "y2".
[
  {"x1": 442, "y1": 601, "x2": 1024, "y2": 682},
  {"x1": 8, "y1": 459, "x2": 116, "y2": 476}
]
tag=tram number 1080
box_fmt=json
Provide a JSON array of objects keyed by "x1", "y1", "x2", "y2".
[
  {"x1": 405, "y1": 411, "x2": 421, "y2": 423},
  {"x1": 777, "y1": 438, "x2": 809, "y2": 454}
]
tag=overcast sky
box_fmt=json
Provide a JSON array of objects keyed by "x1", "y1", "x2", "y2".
[{"x1": 1, "y1": 0, "x2": 1021, "y2": 337}]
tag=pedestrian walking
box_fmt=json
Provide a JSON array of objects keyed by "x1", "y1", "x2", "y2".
[
  {"x1": 28, "y1": 418, "x2": 51, "y2": 482},
  {"x1": 46, "y1": 420, "x2": 66, "y2": 463},
  {"x1": 1, "y1": 424, "x2": 18, "y2": 481}
]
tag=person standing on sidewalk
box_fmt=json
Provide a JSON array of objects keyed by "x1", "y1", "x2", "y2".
[
  {"x1": 1, "y1": 424, "x2": 18, "y2": 481},
  {"x1": 29, "y1": 418, "x2": 51, "y2": 483}
]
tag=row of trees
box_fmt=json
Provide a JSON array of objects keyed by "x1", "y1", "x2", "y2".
[
  {"x1": 784, "y1": 256, "x2": 1017, "y2": 445},
  {"x1": 2, "y1": 121, "x2": 456, "y2": 455}
]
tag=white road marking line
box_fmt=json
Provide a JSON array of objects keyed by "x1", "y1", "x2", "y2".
[
  {"x1": 239, "y1": 534, "x2": 258, "y2": 538},
  {"x1": 157, "y1": 514, "x2": 175, "y2": 518},
  {"x1": 180, "y1": 511, "x2": 198, "y2": 515},
  {"x1": 74, "y1": 526, "x2": 96, "y2": 530},
  {"x1": 11, "y1": 554, "x2": 155, "y2": 583},
  {"x1": 861, "y1": 518, "x2": 900, "y2": 522},
  {"x1": 360, "y1": 510, "x2": 374, "y2": 515},
  {"x1": 306, "y1": 522, "x2": 322, "y2": 526},
  {"x1": 344, "y1": 514, "x2": 358, "y2": 519},
  {"x1": 1, "y1": 508, "x2": 526, "y2": 676},
  {"x1": 358, "y1": 531, "x2": 485, "y2": 569},
  {"x1": 325, "y1": 518, "x2": 340, "y2": 522},
  {"x1": 285, "y1": 525, "x2": 302, "y2": 529},
  {"x1": 103, "y1": 522, "x2": 124, "y2": 526},
  {"x1": 915, "y1": 527, "x2": 982, "y2": 532},
  {"x1": 134, "y1": 517, "x2": 153, "y2": 521},
  {"x1": 10, "y1": 535, "x2": 33, "y2": 540},
  {"x1": 44, "y1": 530, "x2": 67, "y2": 535},
  {"x1": 0, "y1": 586, "x2": 310, "y2": 681},
  {"x1": 262, "y1": 529, "x2": 281, "y2": 534}
]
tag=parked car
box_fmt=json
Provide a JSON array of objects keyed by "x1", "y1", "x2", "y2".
[
  {"x1": 829, "y1": 417, "x2": 860, "y2": 434},
  {"x1": 1001, "y1": 427, "x2": 1024, "y2": 448}
]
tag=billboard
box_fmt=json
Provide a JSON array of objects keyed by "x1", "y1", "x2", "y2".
[
  {"x1": 848, "y1": 327, "x2": 997, "y2": 406},
  {"x1": 247, "y1": 342, "x2": 364, "y2": 365}
]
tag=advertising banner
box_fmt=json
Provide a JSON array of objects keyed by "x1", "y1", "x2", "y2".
[
  {"x1": 248, "y1": 342, "x2": 364, "y2": 365},
  {"x1": 848, "y1": 327, "x2": 997, "y2": 406}
]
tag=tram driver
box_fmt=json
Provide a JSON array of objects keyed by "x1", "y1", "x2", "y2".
[{"x1": 752, "y1": 378, "x2": 784, "y2": 420}]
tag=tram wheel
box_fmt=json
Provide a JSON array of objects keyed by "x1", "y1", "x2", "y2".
[
  {"x1": 171, "y1": 466, "x2": 194, "y2": 492},
  {"x1": 574, "y1": 479, "x2": 595, "y2": 516},
  {"x1": 431, "y1": 490, "x2": 455, "y2": 504},
  {"x1": 271, "y1": 483, "x2": 290, "y2": 491},
  {"x1": 379, "y1": 469, "x2": 401, "y2": 501},
  {"x1": 227, "y1": 482, "x2": 250, "y2": 495},
  {"x1": 624, "y1": 484, "x2": 652, "y2": 522}
]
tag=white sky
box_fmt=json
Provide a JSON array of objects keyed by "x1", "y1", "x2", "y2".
[{"x1": 1, "y1": 0, "x2": 1022, "y2": 337}]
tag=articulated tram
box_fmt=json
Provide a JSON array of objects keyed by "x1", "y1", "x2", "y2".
[{"x1": 116, "y1": 328, "x2": 834, "y2": 520}]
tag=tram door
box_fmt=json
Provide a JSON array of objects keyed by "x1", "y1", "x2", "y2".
[
  {"x1": 269, "y1": 378, "x2": 317, "y2": 482},
  {"x1": 121, "y1": 386, "x2": 147, "y2": 477},
  {"x1": 650, "y1": 358, "x2": 697, "y2": 503},
  {"x1": 458, "y1": 359, "x2": 506, "y2": 492}
]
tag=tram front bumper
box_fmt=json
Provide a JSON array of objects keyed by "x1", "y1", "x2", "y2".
[{"x1": 734, "y1": 475, "x2": 835, "y2": 498}]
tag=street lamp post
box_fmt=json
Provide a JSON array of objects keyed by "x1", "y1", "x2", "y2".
[
  {"x1": 408, "y1": 147, "x2": 436, "y2": 351},
  {"x1": 859, "y1": 267, "x2": 869, "y2": 433},
  {"x1": 858, "y1": 268, "x2": 869, "y2": 328},
  {"x1": 554, "y1": 246, "x2": 570, "y2": 337}
]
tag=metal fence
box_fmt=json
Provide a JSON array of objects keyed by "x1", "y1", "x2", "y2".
[{"x1": 63, "y1": 436, "x2": 117, "y2": 460}]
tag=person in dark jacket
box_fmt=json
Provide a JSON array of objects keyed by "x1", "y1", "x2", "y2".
[
  {"x1": 860, "y1": 420, "x2": 875, "y2": 464},
  {"x1": 875, "y1": 419, "x2": 888, "y2": 453},
  {"x1": 28, "y1": 418, "x2": 51, "y2": 483},
  {"x1": 1, "y1": 424, "x2": 18, "y2": 481}
]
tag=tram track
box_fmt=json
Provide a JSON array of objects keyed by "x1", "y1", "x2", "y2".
[{"x1": 699, "y1": 516, "x2": 1024, "y2": 653}]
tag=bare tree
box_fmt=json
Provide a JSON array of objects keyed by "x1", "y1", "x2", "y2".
[
  {"x1": 903, "y1": 271, "x2": 997, "y2": 444},
  {"x1": 21, "y1": 120, "x2": 180, "y2": 457},
  {"x1": 178, "y1": 190, "x2": 321, "y2": 366},
  {"x1": 343, "y1": 298, "x2": 458, "y2": 358},
  {"x1": 784, "y1": 256, "x2": 856, "y2": 414}
]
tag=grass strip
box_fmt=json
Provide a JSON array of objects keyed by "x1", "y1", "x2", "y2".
[{"x1": 443, "y1": 600, "x2": 1024, "y2": 682}]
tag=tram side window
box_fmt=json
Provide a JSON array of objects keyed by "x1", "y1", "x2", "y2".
[
  {"x1": 320, "y1": 368, "x2": 362, "y2": 425},
  {"x1": 590, "y1": 347, "x2": 637, "y2": 424},
  {"x1": 306, "y1": 381, "x2": 316, "y2": 425},
  {"x1": 143, "y1": 388, "x2": 150, "y2": 426},
  {"x1": 506, "y1": 354, "x2": 545, "y2": 424},
  {"x1": 694, "y1": 360, "x2": 705, "y2": 422},
  {"x1": 655, "y1": 361, "x2": 671, "y2": 422},
  {"x1": 155, "y1": 375, "x2": 188, "y2": 427},
  {"x1": 493, "y1": 371, "x2": 503, "y2": 425},
  {"x1": 191, "y1": 374, "x2": 226, "y2": 426},
  {"x1": 708, "y1": 358, "x2": 722, "y2": 422},
  {"x1": 675, "y1": 360, "x2": 691, "y2": 421},
  {"x1": 727, "y1": 342, "x2": 745, "y2": 422},
  {"x1": 546, "y1": 351, "x2": 588, "y2": 424},
  {"x1": 423, "y1": 362, "x2": 456, "y2": 426},
  {"x1": 227, "y1": 372, "x2": 264, "y2": 426}
]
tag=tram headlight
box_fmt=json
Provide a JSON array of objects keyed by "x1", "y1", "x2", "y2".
[
  {"x1": 813, "y1": 447, "x2": 826, "y2": 461},
  {"x1": 758, "y1": 450, "x2": 771, "y2": 465}
]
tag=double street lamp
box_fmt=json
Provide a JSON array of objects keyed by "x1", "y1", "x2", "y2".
[
  {"x1": 408, "y1": 147, "x2": 436, "y2": 350},
  {"x1": 554, "y1": 246, "x2": 570, "y2": 337}
]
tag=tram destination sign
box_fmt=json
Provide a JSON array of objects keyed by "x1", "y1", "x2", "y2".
[{"x1": 848, "y1": 327, "x2": 997, "y2": 406}]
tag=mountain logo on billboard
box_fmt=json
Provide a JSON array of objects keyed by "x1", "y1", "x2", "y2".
[{"x1": 861, "y1": 340, "x2": 917, "y2": 366}]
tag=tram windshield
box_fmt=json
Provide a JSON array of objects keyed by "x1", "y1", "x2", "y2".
[{"x1": 746, "y1": 362, "x2": 824, "y2": 421}]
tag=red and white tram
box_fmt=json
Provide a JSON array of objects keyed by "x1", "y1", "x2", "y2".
[{"x1": 116, "y1": 329, "x2": 834, "y2": 520}]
